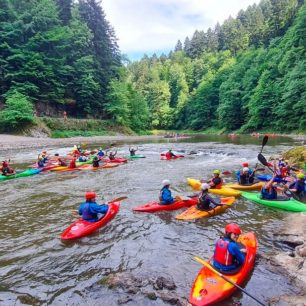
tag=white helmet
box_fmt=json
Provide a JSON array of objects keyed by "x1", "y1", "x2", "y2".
[
  {"x1": 162, "y1": 179, "x2": 171, "y2": 186},
  {"x1": 243, "y1": 167, "x2": 249, "y2": 172},
  {"x1": 201, "y1": 183, "x2": 210, "y2": 190}
]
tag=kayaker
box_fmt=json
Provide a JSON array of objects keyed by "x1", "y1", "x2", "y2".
[
  {"x1": 209, "y1": 170, "x2": 223, "y2": 189},
  {"x1": 97, "y1": 148, "x2": 105, "y2": 159},
  {"x1": 212, "y1": 223, "x2": 246, "y2": 274},
  {"x1": 108, "y1": 151, "x2": 117, "y2": 161},
  {"x1": 129, "y1": 147, "x2": 137, "y2": 156},
  {"x1": 238, "y1": 167, "x2": 257, "y2": 185},
  {"x1": 79, "y1": 192, "x2": 109, "y2": 222},
  {"x1": 68, "y1": 158, "x2": 77, "y2": 169},
  {"x1": 165, "y1": 149, "x2": 176, "y2": 159},
  {"x1": 197, "y1": 183, "x2": 222, "y2": 211},
  {"x1": 1, "y1": 160, "x2": 15, "y2": 176},
  {"x1": 261, "y1": 174, "x2": 287, "y2": 200},
  {"x1": 58, "y1": 158, "x2": 67, "y2": 167},
  {"x1": 78, "y1": 153, "x2": 88, "y2": 162},
  {"x1": 92, "y1": 156, "x2": 100, "y2": 168},
  {"x1": 159, "y1": 179, "x2": 175, "y2": 205},
  {"x1": 289, "y1": 173, "x2": 305, "y2": 199}
]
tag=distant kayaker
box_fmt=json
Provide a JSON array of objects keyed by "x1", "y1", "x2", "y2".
[
  {"x1": 69, "y1": 158, "x2": 77, "y2": 169},
  {"x1": 78, "y1": 153, "x2": 88, "y2": 162},
  {"x1": 159, "y1": 179, "x2": 175, "y2": 205},
  {"x1": 208, "y1": 170, "x2": 223, "y2": 189},
  {"x1": 58, "y1": 158, "x2": 67, "y2": 167},
  {"x1": 129, "y1": 147, "x2": 138, "y2": 156},
  {"x1": 79, "y1": 192, "x2": 109, "y2": 222},
  {"x1": 108, "y1": 151, "x2": 117, "y2": 161},
  {"x1": 238, "y1": 167, "x2": 257, "y2": 185},
  {"x1": 289, "y1": 173, "x2": 305, "y2": 200},
  {"x1": 197, "y1": 183, "x2": 222, "y2": 211},
  {"x1": 1, "y1": 160, "x2": 15, "y2": 176},
  {"x1": 97, "y1": 148, "x2": 105, "y2": 159},
  {"x1": 212, "y1": 223, "x2": 246, "y2": 274},
  {"x1": 92, "y1": 156, "x2": 100, "y2": 168},
  {"x1": 165, "y1": 149, "x2": 176, "y2": 159}
]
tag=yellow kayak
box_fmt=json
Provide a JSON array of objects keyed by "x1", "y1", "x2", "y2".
[
  {"x1": 225, "y1": 181, "x2": 265, "y2": 191},
  {"x1": 175, "y1": 197, "x2": 235, "y2": 220},
  {"x1": 187, "y1": 178, "x2": 241, "y2": 197}
]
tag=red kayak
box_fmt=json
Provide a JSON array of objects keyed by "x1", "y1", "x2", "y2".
[
  {"x1": 103, "y1": 158, "x2": 128, "y2": 163},
  {"x1": 160, "y1": 155, "x2": 184, "y2": 160},
  {"x1": 61, "y1": 202, "x2": 120, "y2": 240},
  {"x1": 189, "y1": 232, "x2": 257, "y2": 305},
  {"x1": 132, "y1": 197, "x2": 197, "y2": 212}
]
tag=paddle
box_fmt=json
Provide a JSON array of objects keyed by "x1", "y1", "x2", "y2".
[
  {"x1": 257, "y1": 154, "x2": 300, "y2": 201},
  {"x1": 71, "y1": 196, "x2": 128, "y2": 216},
  {"x1": 251, "y1": 135, "x2": 269, "y2": 177},
  {"x1": 193, "y1": 256, "x2": 267, "y2": 306}
]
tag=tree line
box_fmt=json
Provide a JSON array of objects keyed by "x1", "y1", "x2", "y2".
[{"x1": 0, "y1": 0, "x2": 305, "y2": 133}]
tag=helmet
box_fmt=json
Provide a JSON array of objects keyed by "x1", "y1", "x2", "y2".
[
  {"x1": 201, "y1": 183, "x2": 210, "y2": 190},
  {"x1": 225, "y1": 223, "x2": 241, "y2": 235},
  {"x1": 162, "y1": 179, "x2": 171, "y2": 186},
  {"x1": 243, "y1": 167, "x2": 249, "y2": 172},
  {"x1": 213, "y1": 170, "x2": 220, "y2": 175},
  {"x1": 42, "y1": 150, "x2": 47, "y2": 153},
  {"x1": 297, "y1": 173, "x2": 305, "y2": 179},
  {"x1": 242, "y1": 162, "x2": 249, "y2": 167},
  {"x1": 2, "y1": 161, "x2": 8, "y2": 166},
  {"x1": 85, "y1": 191, "x2": 97, "y2": 200}
]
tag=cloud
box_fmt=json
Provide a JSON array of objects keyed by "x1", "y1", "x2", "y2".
[{"x1": 102, "y1": 0, "x2": 261, "y2": 58}]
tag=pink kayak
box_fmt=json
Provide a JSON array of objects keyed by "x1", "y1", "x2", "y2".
[
  {"x1": 61, "y1": 202, "x2": 120, "y2": 240},
  {"x1": 132, "y1": 197, "x2": 198, "y2": 212}
]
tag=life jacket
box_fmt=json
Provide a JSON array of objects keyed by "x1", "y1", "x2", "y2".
[
  {"x1": 214, "y1": 239, "x2": 234, "y2": 266},
  {"x1": 69, "y1": 160, "x2": 76, "y2": 168},
  {"x1": 211, "y1": 177, "x2": 223, "y2": 189},
  {"x1": 197, "y1": 192, "x2": 211, "y2": 210},
  {"x1": 165, "y1": 152, "x2": 172, "y2": 159},
  {"x1": 81, "y1": 203, "x2": 96, "y2": 221},
  {"x1": 92, "y1": 160, "x2": 100, "y2": 168}
]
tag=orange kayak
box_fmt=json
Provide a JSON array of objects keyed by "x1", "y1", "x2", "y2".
[
  {"x1": 175, "y1": 197, "x2": 235, "y2": 220},
  {"x1": 189, "y1": 232, "x2": 257, "y2": 305}
]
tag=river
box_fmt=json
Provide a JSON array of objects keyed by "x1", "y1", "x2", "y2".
[{"x1": 0, "y1": 134, "x2": 302, "y2": 305}]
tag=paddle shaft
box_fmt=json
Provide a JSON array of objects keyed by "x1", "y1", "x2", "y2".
[
  {"x1": 193, "y1": 256, "x2": 267, "y2": 306},
  {"x1": 252, "y1": 136, "x2": 269, "y2": 175}
]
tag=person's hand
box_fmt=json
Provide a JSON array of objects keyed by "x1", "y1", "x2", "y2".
[{"x1": 240, "y1": 248, "x2": 247, "y2": 253}]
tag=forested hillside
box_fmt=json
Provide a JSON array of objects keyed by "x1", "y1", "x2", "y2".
[
  {"x1": 127, "y1": 0, "x2": 306, "y2": 133},
  {"x1": 0, "y1": 0, "x2": 305, "y2": 134}
]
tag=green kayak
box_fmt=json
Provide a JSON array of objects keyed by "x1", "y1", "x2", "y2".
[
  {"x1": 128, "y1": 155, "x2": 146, "y2": 159},
  {"x1": 75, "y1": 156, "x2": 95, "y2": 167},
  {"x1": 242, "y1": 192, "x2": 306, "y2": 212},
  {"x1": 0, "y1": 169, "x2": 42, "y2": 181}
]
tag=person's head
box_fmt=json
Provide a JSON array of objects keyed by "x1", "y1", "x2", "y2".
[
  {"x1": 242, "y1": 162, "x2": 249, "y2": 167},
  {"x1": 242, "y1": 167, "x2": 249, "y2": 173},
  {"x1": 224, "y1": 223, "x2": 242, "y2": 241},
  {"x1": 42, "y1": 151, "x2": 47, "y2": 156},
  {"x1": 169, "y1": 149, "x2": 172, "y2": 152},
  {"x1": 55, "y1": 153, "x2": 59, "y2": 157},
  {"x1": 213, "y1": 169, "x2": 220, "y2": 176},
  {"x1": 162, "y1": 179, "x2": 171, "y2": 187},
  {"x1": 2, "y1": 161, "x2": 8, "y2": 167},
  {"x1": 201, "y1": 183, "x2": 210, "y2": 192},
  {"x1": 297, "y1": 173, "x2": 305, "y2": 180},
  {"x1": 85, "y1": 191, "x2": 96, "y2": 202},
  {"x1": 94, "y1": 156, "x2": 98, "y2": 160}
]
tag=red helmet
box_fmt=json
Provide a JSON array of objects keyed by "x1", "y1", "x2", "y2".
[
  {"x1": 225, "y1": 223, "x2": 241, "y2": 235},
  {"x1": 242, "y1": 162, "x2": 249, "y2": 167},
  {"x1": 2, "y1": 161, "x2": 8, "y2": 166},
  {"x1": 85, "y1": 191, "x2": 97, "y2": 200}
]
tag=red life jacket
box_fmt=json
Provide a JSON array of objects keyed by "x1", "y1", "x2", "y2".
[
  {"x1": 214, "y1": 239, "x2": 234, "y2": 266},
  {"x1": 165, "y1": 152, "x2": 171, "y2": 159}
]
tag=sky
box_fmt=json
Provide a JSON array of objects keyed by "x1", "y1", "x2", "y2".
[{"x1": 102, "y1": 0, "x2": 261, "y2": 61}]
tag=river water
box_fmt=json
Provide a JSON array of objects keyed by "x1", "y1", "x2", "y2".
[{"x1": 0, "y1": 135, "x2": 302, "y2": 305}]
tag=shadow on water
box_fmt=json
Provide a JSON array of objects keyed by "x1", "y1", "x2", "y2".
[{"x1": 0, "y1": 135, "x2": 300, "y2": 305}]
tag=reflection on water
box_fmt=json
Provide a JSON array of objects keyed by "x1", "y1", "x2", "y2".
[{"x1": 0, "y1": 135, "x2": 299, "y2": 305}]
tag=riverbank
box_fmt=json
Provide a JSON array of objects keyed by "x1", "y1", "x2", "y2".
[{"x1": 0, "y1": 134, "x2": 164, "y2": 152}]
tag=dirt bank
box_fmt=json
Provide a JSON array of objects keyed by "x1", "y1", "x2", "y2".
[{"x1": 0, "y1": 134, "x2": 163, "y2": 152}]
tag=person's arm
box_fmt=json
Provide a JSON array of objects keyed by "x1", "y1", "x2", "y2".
[
  {"x1": 229, "y1": 243, "x2": 246, "y2": 265},
  {"x1": 207, "y1": 194, "x2": 221, "y2": 206},
  {"x1": 90, "y1": 203, "x2": 109, "y2": 214},
  {"x1": 163, "y1": 189, "x2": 174, "y2": 202}
]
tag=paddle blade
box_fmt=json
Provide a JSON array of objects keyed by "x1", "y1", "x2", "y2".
[
  {"x1": 257, "y1": 153, "x2": 269, "y2": 166},
  {"x1": 110, "y1": 196, "x2": 128, "y2": 202}
]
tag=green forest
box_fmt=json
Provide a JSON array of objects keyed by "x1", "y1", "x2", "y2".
[{"x1": 0, "y1": 0, "x2": 305, "y2": 133}]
